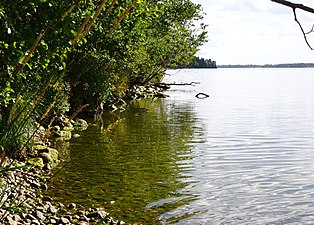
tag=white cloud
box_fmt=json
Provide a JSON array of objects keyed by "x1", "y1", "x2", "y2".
[{"x1": 192, "y1": 0, "x2": 314, "y2": 64}]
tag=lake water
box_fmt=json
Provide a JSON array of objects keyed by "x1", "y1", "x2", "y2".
[{"x1": 49, "y1": 68, "x2": 314, "y2": 224}]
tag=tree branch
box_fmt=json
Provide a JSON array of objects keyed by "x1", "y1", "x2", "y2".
[
  {"x1": 292, "y1": 8, "x2": 314, "y2": 50},
  {"x1": 271, "y1": 0, "x2": 314, "y2": 14},
  {"x1": 271, "y1": 0, "x2": 314, "y2": 50}
]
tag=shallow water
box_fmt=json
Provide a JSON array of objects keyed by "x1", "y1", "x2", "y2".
[{"x1": 49, "y1": 68, "x2": 314, "y2": 224}]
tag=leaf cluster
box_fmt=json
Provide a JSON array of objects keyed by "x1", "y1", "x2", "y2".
[{"x1": 0, "y1": 0, "x2": 208, "y2": 156}]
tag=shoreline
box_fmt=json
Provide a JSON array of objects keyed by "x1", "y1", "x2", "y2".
[
  {"x1": 0, "y1": 160, "x2": 124, "y2": 225},
  {"x1": 0, "y1": 83, "x2": 168, "y2": 225}
]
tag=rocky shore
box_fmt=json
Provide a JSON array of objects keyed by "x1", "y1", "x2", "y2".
[
  {"x1": 0, "y1": 83, "x2": 169, "y2": 224},
  {"x1": 127, "y1": 83, "x2": 170, "y2": 100},
  {"x1": 0, "y1": 118, "x2": 125, "y2": 225},
  {"x1": 0, "y1": 163, "x2": 124, "y2": 225}
]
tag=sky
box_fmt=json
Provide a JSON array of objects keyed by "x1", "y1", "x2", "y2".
[{"x1": 191, "y1": 0, "x2": 314, "y2": 65}]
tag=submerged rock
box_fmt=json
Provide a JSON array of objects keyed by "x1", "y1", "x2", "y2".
[
  {"x1": 39, "y1": 147, "x2": 59, "y2": 165},
  {"x1": 54, "y1": 130, "x2": 72, "y2": 140},
  {"x1": 72, "y1": 133, "x2": 80, "y2": 138},
  {"x1": 74, "y1": 118, "x2": 88, "y2": 130}
]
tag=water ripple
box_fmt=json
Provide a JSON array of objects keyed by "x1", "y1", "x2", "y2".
[{"x1": 159, "y1": 69, "x2": 314, "y2": 224}]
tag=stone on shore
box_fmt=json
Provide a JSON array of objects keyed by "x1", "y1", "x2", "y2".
[{"x1": 0, "y1": 164, "x2": 124, "y2": 225}]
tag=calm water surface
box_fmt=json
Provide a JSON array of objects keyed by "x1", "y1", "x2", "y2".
[{"x1": 50, "y1": 68, "x2": 314, "y2": 224}]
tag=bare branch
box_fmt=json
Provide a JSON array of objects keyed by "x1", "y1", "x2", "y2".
[
  {"x1": 271, "y1": 0, "x2": 314, "y2": 50},
  {"x1": 305, "y1": 25, "x2": 314, "y2": 35},
  {"x1": 271, "y1": 0, "x2": 314, "y2": 14},
  {"x1": 293, "y1": 8, "x2": 314, "y2": 50}
]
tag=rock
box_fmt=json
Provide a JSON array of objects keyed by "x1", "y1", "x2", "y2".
[
  {"x1": 86, "y1": 209, "x2": 108, "y2": 219},
  {"x1": 0, "y1": 193, "x2": 8, "y2": 203},
  {"x1": 40, "y1": 148, "x2": 58, "y2": 164},
  {"x1": 79, "y1": 215, "x2": 89, "y2": 222},
  {"x1": 35, "y1": 210, "x2": 45, "y2": 220},
  {"x1": 20, "y1": 213, "x2": 28, "y2": 219},
  {"x1": 65, "y1": 215, "x2": 72, "y2": 221},
  {"x1": 22, "y1": 202, "x2": 33, "y2": 209},
  {"x1": 30, "y1": 181, "x2": 41, "y2": 189},
  {"x1": 40, "y1": 183, "x2": 48, "y2": 191},
  {"x1": 12, "y1": 215, "x2": 22, "y2": 222},
  {"x1": 72, "y1": 133, "x2": 80, "y2": 138},
  {"x1": 54, "y1": 130, "x2": 72, "y2": 140},
  {"x1": 49, "y1": 205, "x2": 58, "y2": 214},
  {"x1": 52, "y1": 125, "x2": 61, "y2": 132},
  {"x1": 60, "y1": 217, "x2": 70, "y2": 224},
  {"x1": 27, "y1": 158, "x2": 44, "y2": 168},
  {"x1": 74, "y1": 118, "x2": 88, "y2": 130},
  {"x1": 63, "y1": 124, "x2": 74, "y2": 131},
  {"x1": 40, "y1": 154, "x2": 52, "y2": 165},
  {"x1": 73, "y1": 215, "x2": 80, "y2": 220},
  {"x1": 7, "y1": 217, "x2": 18, "y2": 225},
  {"x1": 68, "y1": 203, "x2": 76, "y2": 209},
  {"x1": 26, "y1": 214, "x2": 37, "y2": 221},
  {"x1": 31, "y1": 219, "x2": 41, "y2": 225},
  {"x1": 33, "y1": 144, "x2": 47, "y2": 151},
  {"x1": 43, "y1": 163, "x2": 52, "y2": 171},
  {"x1": 50, "y1": 218, "x2": 57, "y2": 224}
]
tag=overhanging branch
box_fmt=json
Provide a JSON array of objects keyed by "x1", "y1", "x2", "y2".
[
  {"x1": 271, "y1": 0, "x2": 314, "y2": 50},
  {"x1": 292, "y1": 8, "x2": 314, "y2": 50},
  {"x1": 271, "y1": 0, "x2": 314, "y2": 14}
]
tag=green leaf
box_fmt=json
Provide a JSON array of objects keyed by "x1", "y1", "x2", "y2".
[
  {"x1": 3, "y1": 207, "x2": 23, "y2": 213},
  {"x1": 0, "y1": 164, "x2": 32, "y2": 172}
]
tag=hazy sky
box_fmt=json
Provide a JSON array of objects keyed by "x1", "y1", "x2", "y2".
[{"x1": 192, "y1": 0, "x2": 314, "y2": 65}]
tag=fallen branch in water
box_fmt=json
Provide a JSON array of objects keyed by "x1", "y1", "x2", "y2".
[
  {"x1": 195, "y1": 93, "x2": 209, "y2": 99},
  {"x1": 159, "y1": 82, "x2": 200, "y2": 86}
]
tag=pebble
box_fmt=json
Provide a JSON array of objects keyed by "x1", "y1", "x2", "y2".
[
  {"x1": 35, "y1": 210, "x2": 45, "y2": 220},
  {"x1": 60, "y1": 217, "x2": 70, "y2": 224},
  {"x1": 31, "y1": 219, "x2": 41, "y2": 225},
  {"x1": 68, "y1": 202, "x2": 76, "y2": 209},
  {"x1": 12, "y1": 215, "x2": 22, "y2": 222},
  {"x1": 49, "y1": 205, "x2": 58, "y2": 214},
  {"x1": 0, "y1": 161, "x2": 124, "y2": 225}
]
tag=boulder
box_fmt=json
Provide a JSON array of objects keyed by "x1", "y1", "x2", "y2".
[
  {"x1": 72, "y1": 134, "x2": 80, "y2": 138},
  {"x1": 74, "y1": 119, "x2": 88, "y2": 130},
  {"x1": 54, "y1": 130, "x2": 72, "y2": 140},
  {"x1": 40, "y1": 148, "x2": 59, "y2": 164}
]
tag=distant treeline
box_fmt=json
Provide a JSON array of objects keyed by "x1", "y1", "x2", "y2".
[
  {"x1": 219, "y1": 63, "x2": 314, "y2": 68},
  {"x1": 178, "y1": 56, "x2": 217, "y2": 68}
]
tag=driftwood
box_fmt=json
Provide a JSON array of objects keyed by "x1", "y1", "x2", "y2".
[
  {"x1": 195, "y1": 93, "x2": 209, "y2": 99},
  {"x1": 159, "y1": 82, "x2": 200, "y2": 86}
]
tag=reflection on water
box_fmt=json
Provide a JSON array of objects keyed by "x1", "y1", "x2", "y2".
[
  {"x1": 49, "y1": 98, "x2": 205, "y2": 224},
  {"x1": 50, "y1": 68, "x2": 314, "y2": 224}
]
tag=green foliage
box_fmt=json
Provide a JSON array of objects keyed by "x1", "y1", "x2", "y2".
[
  {"x1": 0, "y1": 0, "x2": 208, "y2": 158},
  {"x1": 66, "y1": 52, "x2": 113, "y2": 111}
]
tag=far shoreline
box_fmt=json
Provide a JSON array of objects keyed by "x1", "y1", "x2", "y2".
[{"x1": 218, "y1": 63, "x2": 314, "y2": 68}]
